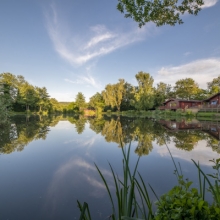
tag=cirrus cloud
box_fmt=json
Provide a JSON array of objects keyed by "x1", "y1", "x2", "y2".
[{"x1": 45, "y1": 5, "x2": 155, "y2": 66}]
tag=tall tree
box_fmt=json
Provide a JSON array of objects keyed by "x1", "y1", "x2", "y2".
[
  {"x1": 75, "y1": 92, "x2": 86, "y2": 110},
  {"x1": 102, "y1": 79, "x2": 125, "y2": 111},
  {"x1": 117, "y1": 0, "x2": 204, "y2": 27},
  {"x1": 0, "y1": 72, "x2": 18, "y2": 108},
  {"x1": 36, "y1": 87, "x2": 50, "y2": 112},
  {"x1": 133, "y1": 72, "x2": 154, "y2": 110},
  {"x1": 154, "y1": 82, "x2": 172, "y2": 108},
  {"x1": 120, "y1": 82, "x2": 135, "y2": 111},
  {"x1": 17, "y1": 82, "x2": 38, "y2": 111},
  {"x1": 174, "y1": 78, "x2": 200, "y2": 100}
]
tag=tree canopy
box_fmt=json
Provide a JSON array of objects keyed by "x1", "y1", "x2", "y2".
[{"x1": 117, "y1": 0, "x2": 204, "y2": 27}]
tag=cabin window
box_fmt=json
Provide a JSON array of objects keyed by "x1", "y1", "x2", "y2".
[
  {"x1": 211, "y1": 127, "x2": 217, "y2": 132},
  {"x1": 170, "y1": 102, "x2": 176, "y2": 107},
  {"x1": 211, "y1": 100, "x2": 217, "y2": 105}
]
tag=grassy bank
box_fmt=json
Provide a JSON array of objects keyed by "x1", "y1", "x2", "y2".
[{"x1": 102, "y1": 109, "x2": 220, "y2": 120}]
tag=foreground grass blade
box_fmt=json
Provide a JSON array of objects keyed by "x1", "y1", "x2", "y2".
[
  {"x1": 77, "y1": 201, "x2": 92, "y2": 220},
  {"x1": 192, "y1": 159, "x2": 220, "y2": 206},
  {"x1": 94, "y1": 163, "x2": 116, "y2": 218}
]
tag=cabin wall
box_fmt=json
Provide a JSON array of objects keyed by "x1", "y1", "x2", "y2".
[
  {"x1": 179, "y1": 101, "x2": 201, "y2": 109},
  {"x1": 207, "y1": 94, "x2": 220, "y2": 105}
]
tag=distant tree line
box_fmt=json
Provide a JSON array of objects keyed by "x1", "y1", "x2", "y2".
[
  {"x1": 1, "y1": 72, "x2": 220, "y2": 121},
  {"x1": 0, "y1": 72, "x2": 62, "y2": 116},
  {"x1": 89, "y1": 72, "x2": 220, "y2": 113}
]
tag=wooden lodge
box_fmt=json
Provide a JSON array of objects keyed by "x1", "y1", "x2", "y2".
[
  {"x1": 159, "y1": 93, "x2": 220, "y2": 111},
  {"x1": 159, "y1": 98, "x2": 202, "y2": 110}
]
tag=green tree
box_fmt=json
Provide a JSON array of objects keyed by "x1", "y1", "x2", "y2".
[
  {"x1": 207, "y1": 76, "x2": 220, "y2": 94},
  {"x1": 174, "y1": 78, "x2": 200, "y2": 100},
  {"x1": 120, "y1": 82, "x2": 135, "y2": 111},
  {"x1": 133, "y1": 72, "x2": 154, "y2": 110},
  {"x1": 36, "y1": 87, "x2": 50, "y2": 112},
  {"x1": 67, "y1": 102, "x2": 79, "y2": 113},
  {"x1": 117, "y1": 0, "x2": 204, "y2": 27},
  {"x1": 0, "y1": 72, "x2": 18, "y2": 109},
  {"x1": 89, "y1": 92, "x2": 105, "y2": 113},
  {"x1": 49, "y1": 98, "x2": 63, "y2": 113},
  {"x1": 75, "y1": 92, "x2": 86, "y2": 111},
  {"x1": 154, "y1": 82, "x2": 172, "y2": 108},
  {"x1": 102, "y1": 79, "x2": 125, "y2": 111},
  {"x1": 17, "y1": 82, "x2": 38, "y2": 112}
]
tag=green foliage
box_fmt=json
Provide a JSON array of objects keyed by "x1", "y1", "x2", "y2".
[
  {"x1": 117, "y1": 0, "x2": 204, "y2": 27},
  {"x1": 174, "y1": 78, "x2": 203, "y2": 100},
  {"x1": 155, "y1": 175, "x2": 220, "y2": 220},
  {"x1": 154, "y1": 82, "x2": 172, "y2": 108},
  {"x1": 207, "y1": 158, "x2": 220, "y2": 206},
  {"x1": 89, "y1": 92, "x2": 105, "y2": 113},
  {"x1": 75, "y1": 92, "x2": 86, "y2": 110},
  {"x1": 102, "y1": 79, "x2": 126, "y2": 111},
  {"x1": 208, "y1": 76, "x2": 220, "y2": 94},
  {"x1": 78, "y1": 144, "x2": 154, "y2": 220},
  {"x1": 35, "y1": 87, "x2": 50, "y2": 112},
  {"x1": 49, "y1": 98, "x2": 63, "y2": 114},
  {"x1": 133, "y1": 72, "x2": 154, "y2": 110}
]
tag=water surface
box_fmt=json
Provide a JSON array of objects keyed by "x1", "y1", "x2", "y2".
[{"x1": 0, "y1": 115, "x2": 220, "y2": 219}]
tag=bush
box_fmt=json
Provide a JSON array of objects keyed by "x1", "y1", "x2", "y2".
[{"x1": 155, "y1": 176, "x2": 220, "y2": 220}]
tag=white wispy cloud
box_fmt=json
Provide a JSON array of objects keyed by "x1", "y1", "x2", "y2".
[
  {"x1": 64, "y1": 73, "x2": 102, "y2": 88},
  {"x1": 154, "y1": 58, "x2": 220, "y2": 88},
  {"x1": 45, "y1": 5, "x2": 154, "y2": 65},
  {"x1": 202, "y1": 0, "x2": 218, "y2": 8}
]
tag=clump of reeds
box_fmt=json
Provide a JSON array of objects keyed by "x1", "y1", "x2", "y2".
[{"x1": 77, "y1": 143, "x2": 220, "y2": 220}]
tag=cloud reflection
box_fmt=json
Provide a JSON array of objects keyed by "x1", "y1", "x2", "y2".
[
  {"x1": 155, "y1": 139, "x2": 220, "y2": 166},
  {"x1": 44, "y1": 157, "x2": 114, "y2": 215}
]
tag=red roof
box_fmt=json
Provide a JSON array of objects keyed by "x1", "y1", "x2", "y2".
[{"x1": 203, "y1": 92, "x2": 220, "y2": 101}]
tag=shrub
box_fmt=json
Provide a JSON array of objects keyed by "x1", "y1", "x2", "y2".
[{"x1": 155, "y1": 176, "x2": 220, "y2": 220}]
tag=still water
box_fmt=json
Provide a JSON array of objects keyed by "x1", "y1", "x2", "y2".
[{"x1": 0, "y1": 115, "x2": 220, "y2": 220}]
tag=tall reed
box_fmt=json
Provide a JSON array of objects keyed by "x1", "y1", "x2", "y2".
[{"x1": 77, "y1": 143, "x2": 154, "y2": 220}]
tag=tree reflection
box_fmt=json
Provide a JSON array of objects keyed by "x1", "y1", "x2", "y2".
[
  {"x1": 171, "y1": 131, "x2": 205, "y2": 151},
  {"x1": 0, "y1": 116, "x2": 52, "y2": 154},
  {"x1": 66, "y1": 115, "x2": 87, "y2": 134},
  {"x1": 87, "y1": 117, "x2": 220, "y2": 156},
  {"x1": 88, "y1": 116, "x2": 105, "y2": 134},
  {"x1": 2, "y1": 115, "x2": 220, "y2": 156}
]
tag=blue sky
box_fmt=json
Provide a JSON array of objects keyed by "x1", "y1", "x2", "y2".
[{"x1": 0, "y1": 0, "x2": 220, "y2": 101}]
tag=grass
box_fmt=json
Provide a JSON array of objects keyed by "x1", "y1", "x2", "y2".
[
  {"x1": 78, "y1": 142, "x2": 220, "y2": 220},
  {"x1": 77, "y1": 143, "x2": 155, "y2": 220}
]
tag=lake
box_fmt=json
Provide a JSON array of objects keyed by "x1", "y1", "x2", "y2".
[{"x1": 0, "y1": 115, "x2": 220, "y2": 220}]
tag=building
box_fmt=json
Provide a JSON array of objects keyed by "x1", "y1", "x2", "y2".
[
  {"x1": 159, "y1": 98, "x2": 202, "y2": 110},
  {"x1": 203, "y1": 92, "x2": 220, "y2": 106}
]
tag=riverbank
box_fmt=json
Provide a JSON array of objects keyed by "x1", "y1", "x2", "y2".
[{"x1": 103, "y1": 109, "x2": 220, "y2": 120}]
